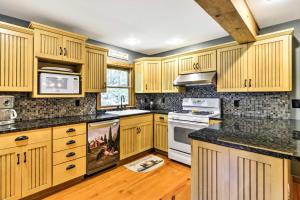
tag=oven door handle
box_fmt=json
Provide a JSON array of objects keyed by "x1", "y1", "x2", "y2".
[{"x1": 168, "y1": 119, "x2": 208, "y2": 127}]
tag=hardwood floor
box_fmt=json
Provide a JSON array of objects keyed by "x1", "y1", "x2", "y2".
[{"x1": 44, "y1": 155, "x2": 191, "y2": 200}]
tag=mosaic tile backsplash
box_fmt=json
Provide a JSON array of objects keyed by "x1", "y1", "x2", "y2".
[
  {"x1": 136, "y1": 85, "x2": 291, "y2": 119},
  {"x1": 5, "y1": 93, "x2": 97, "y2": 121}
]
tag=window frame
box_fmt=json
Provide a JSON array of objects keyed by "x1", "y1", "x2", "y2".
[{"x1": 97, "y1": 65, "x2": 135, "y2": 110}]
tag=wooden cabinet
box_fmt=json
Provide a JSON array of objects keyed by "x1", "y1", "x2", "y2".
[
  {"x1": 135, "y1": 58, "x2": 161, "y2": 93},
  {"x1": 154, "y1": 114, "x2": 168, "y2": 152},
  {"x1": 0, "y1": 128, "x2": 52, "y2": 199},
  {"x1": 120, "y1": 114, "x2": 153, "y2": 160},
  {"x1": 178, "y1": 50, "x2": 216, "y2": 74},
  {"x1": 217, "y1": 44, "x2": 248, "y2": 92},
  {"x1": 191, "y1": 140, "x2": 230, "y2": 200},
  {"x1": 217, "y1": 34, "x2": 292, "y2": 92},
  {"x1": 30, "y1": 22, "x2": 87, "y2": 64},
  {"x1": 161, "y1": 57, "x2": 179, "y2": 93},
  {"x1": 52, "y1": 123, "x2": 87, "y2": 186},
  {"x1": 247, "y1": 35, "x2": 292, "y2": 92},
  {"x1": 85, "y1": 44, "x2": 108, "y2": 93},
  {"x1": 0, "y1": 22, "x2": 33, "y2": 92},
  {"x1": 192, "y1": 140, "x2": 291, "y2": 200}
]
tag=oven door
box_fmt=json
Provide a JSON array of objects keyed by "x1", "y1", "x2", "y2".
[{"x1": 168, "y1": 119, "x2": 208, "y2": 154}]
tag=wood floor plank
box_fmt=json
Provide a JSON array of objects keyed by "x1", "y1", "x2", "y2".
[{"x1": 44, "y1": 155, "x2": 191, "y2": 200}]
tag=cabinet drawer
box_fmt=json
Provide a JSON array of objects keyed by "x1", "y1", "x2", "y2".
[
  {"x1": 0, "y1": 128, "x2": 51, "y2": 150},
  {"x1": 120, "y1": 114, "x2": 153, "y2": 127},
  {"x1": 53, "y1": 157, "x2": 86, "y2": 186},
  {"x1": 53, "y1": 123, "x2": 86, "y2": 139},
  {"x1": 53, "y1": 146, "x2": 86, "y2": 165},
  {"x1": 53, "y1": 134, "x2": 86, "y2": 152},
  {"x1": 154, "y1": 114, "x2": 168, "y2": 123}
]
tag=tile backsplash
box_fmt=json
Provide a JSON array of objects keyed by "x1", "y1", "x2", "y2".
[
  {"x1": 6, "y1": 93, "x2": 97, "y2": 121},
  {"x1": 136, "y1": 85, "x2": 291, "y2": 119}
]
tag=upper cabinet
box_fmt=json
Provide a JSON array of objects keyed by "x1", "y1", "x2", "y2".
[
  {"x1": 0, "y1": 22, "x2": 33, "y2": 92},
  {"x1": 217, "y1": 33, "x2": 292, "y2": 92},
  {"x1": 85, "y1": 44, "x2": 108, "y2": 93},
  {"x1": 29, "y1": 22, "x2": 87, "y2": 64},
  {"x1": 161, "y1": 57, "x2": 179, "y2": 93},
  {"x1": 135, "y1": 58, "x2": 162, "y2": 93},
  {"x1": 178, "y1": 50, "x2": 217, "y2": 74}
]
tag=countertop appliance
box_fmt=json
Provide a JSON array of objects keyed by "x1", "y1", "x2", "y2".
[
  {"x1": 87, "y1": 119, "x2": 120, "y2": 175},
  {"x1": 0, "y1": 96, "x2": 17, "y2": 125},
  {"x1": 168, "y1": 98, "x2": 221, "y2": 165},
  {"x1": 39, "y1": 73, "x2": 80, "y2": 94}
]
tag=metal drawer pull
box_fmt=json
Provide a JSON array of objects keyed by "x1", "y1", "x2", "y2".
[
  {"x1": 15, "y1": 135, "x2": 29, "y2": 141},
  {"x1": 64, "y1": 48, "x2": 67, "y2": 56},
  {"x1": 66, "y1": 152, "x2": 76, "y2": 157},
  {"x1": 59, "y1": 47, "x2": 63, "y2": 55},
  {"x1": 17, "y1": 154, "x2": 20, "y2": 165},
  {"x1": 66, "y1": 140, "x2": 76, "y2": 145},
  {"x1": 24, "y1": 152, "x2": 27, "y2": 163},
  {"x1": 244, "y1": 79, "x2": 247, "y2": 87},
  {"x1": 66, "y1": 164, "x2": 76, "y2": 170},
  {"x1": 66, "y1": 128, "x2": 76, "y2": 133},
  {"x1": 159, "y1": 116, "x2": 165, "y2": 120}
]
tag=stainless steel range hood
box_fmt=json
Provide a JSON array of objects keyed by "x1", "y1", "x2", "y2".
[{"x1": 173, "y1": 72, "x2": 216, "y2": 86}]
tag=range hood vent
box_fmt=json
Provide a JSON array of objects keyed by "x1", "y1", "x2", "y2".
[{"x1": 173, "y1": 72, "x2": 216, "y2": 86}]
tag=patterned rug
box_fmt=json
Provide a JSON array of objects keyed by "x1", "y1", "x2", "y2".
[{"x1": 124, "y1": 155, "x2": 164, "y2": 173}]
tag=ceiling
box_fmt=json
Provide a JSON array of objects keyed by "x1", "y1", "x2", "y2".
[{"x1": 0, "y1": 0, "x2": 299, "y2": 55}]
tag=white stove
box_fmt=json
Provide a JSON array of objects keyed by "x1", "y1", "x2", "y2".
[{"x1": 168, "y1": 98, "x2": 221, "y2": 165}]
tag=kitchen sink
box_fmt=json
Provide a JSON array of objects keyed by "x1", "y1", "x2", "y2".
[{"x1": 106, "y1": 109, "x2": 151, "y2": 117}]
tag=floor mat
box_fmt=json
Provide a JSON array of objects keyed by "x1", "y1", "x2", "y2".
[{"x1": 124, "y1": 155, "x2": 164, "y2": 173}]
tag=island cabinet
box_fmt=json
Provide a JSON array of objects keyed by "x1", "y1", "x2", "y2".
[
  {"x1": 0, "y1": 22, "x2": 33, "y2": 92},
  {"x1": 120, "y1": 114, "x2": 153, "y2": 160},
  {"x1": 217, "y1": 33, "x2": 292, "y2": 92},
  {"x1": 135, "y1": 58, "x2": 162, "y2": 93},
  {"x1": 0, "y1": 128, "x2": 52, "y2": 200},
  {"x1": 154, "y1": 114, "x2": 168, "y2": 152},
  {"x1": 85, "y1": 44, "x2": 108, "y2": 93},
  {"x1": 192, "y1": 140, "x2": 291, "y2": 200}
]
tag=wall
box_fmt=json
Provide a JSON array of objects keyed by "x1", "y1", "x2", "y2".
[{"x1": 141, "y1": 19, "x2": 300, "y2": 119}]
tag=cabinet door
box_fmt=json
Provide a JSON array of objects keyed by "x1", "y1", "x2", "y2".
[
  {"x1": 120, "y1": 125, "x2": 139, "y2": 160},
  {"x1": 194, "y1": 50, "x2": 217, "y2": 72},
  {"x1": 135, "y1": 61, "x2": 144, "y2": 93},
  {"x1": 138, "y1": 122, "x2": 153, "y2": 152},
  {"x1": 248, "y1": 35, "x2": 292, "y2": 92},
  {"x1": 178, "y1": 54, "x2": 196, "y2": 74},
  {"x1": 154, "y1": 116, "x2": 168, "y2": 152},
  {"x1": 144, "y1": 61, "x2": 161, "y2": 93},
  {"x1": 217, "y1": 44, "x2": 248, "y2": 92},
  {"x1": 34, "y1": 29, "x2": 63, "y2": 60},
  {"x1": 21, "y1": 141, "x2": 52, "y2": 197},
  {"x1": 191, "y1": 140, "x2": 229, "y2": 200},
  {"x1": 229, "y1": 148, "x2": 284, "y2": 200},
  {"x1": 86, "y1": 47, "x2": 107, "y2": 93},
  {"x1": 162, "y1": 57, "x2": 179, "y2": 93},
  {"x1": 0, "y1": 28, "x2": 33, "y2": 91},
  {"x1": 0, "y1": 148, "x2": 22, "y2": 200},
  {"x1": 63, "y1": 36, "x2": 85, "y2": 63}
]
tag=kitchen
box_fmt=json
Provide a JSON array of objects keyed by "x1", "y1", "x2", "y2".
[{"x1": 0, "y1": 0, "x2": 299, "y2": 200}]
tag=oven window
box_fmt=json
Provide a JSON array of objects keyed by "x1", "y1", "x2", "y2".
[{"x1": 174, "y1": 127, "x2": 193, "y2": 145}]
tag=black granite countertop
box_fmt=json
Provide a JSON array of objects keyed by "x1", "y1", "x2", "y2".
[
  {"x1": 189, "y1": 115, "x2": 300, "y2": 160},
  {"x1": 0, "y1": 114, "x2": 120, "y2": 134}
]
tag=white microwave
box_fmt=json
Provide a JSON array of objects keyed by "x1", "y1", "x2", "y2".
[{"x1": 39, "y1": 73, "x2": 80, "y2": 94}]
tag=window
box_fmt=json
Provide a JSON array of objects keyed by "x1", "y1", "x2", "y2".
[{"x1": 100, "y1": 68, "x2": 130, "y2": 107}]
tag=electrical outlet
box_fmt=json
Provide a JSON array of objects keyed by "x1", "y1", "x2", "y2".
[
  {"x1": 75, "y1": 100, "x2": 80, "y2": 107},
  {"x1": 292, "y1": 99, "x2": 300, "y2": 108},
  {"x1": 162, "y1": 98, "x2": 165, "y2": 104},
  {"x1": 234, "y1": 100, "x2": 240, "y2": 107}
]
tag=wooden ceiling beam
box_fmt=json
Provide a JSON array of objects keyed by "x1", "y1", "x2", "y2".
[{"x1": 195, "y1": 0, "x2": 259, "y2": 43}]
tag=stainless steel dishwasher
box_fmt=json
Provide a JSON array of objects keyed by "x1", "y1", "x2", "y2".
[{"x1": 87, "y1": 119, "x2": 120, "y2": 175}]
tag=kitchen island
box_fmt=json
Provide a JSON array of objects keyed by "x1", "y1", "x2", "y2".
[{"x1": 189, "y1": 115, "x2": 300, "y2": 200}]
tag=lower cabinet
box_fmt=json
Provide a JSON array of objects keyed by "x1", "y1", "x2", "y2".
[
  {"x1": 0, "y1": 128, "x2": 52, "y2": 200},
  {"x1": 120, "y1": 114, "x2": 153, "y2": 160},
  {"x1": 154, "y1": 114, "x2": 168, "y2": 152},
  {"x1": 192, "y1": 140, "x2": 290, "y2": 200}
]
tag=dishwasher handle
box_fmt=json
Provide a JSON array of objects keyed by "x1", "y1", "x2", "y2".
[{"x1": 88, "y1": 119, "x2": 120, "y2": 129}]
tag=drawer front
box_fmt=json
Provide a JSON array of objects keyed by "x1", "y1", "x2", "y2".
[
  {"x1": 53, "y1": 134, "x2": 86, "y2": 152},
  {"x1": 0, "y1": 128, "x2": 52, "y2": 150},
  {"x1": 53, "y1": 157, "x2": 86, "y2": 186},
  {"x1": 53, "y1": 146, "x2": 86, "y2": 165},
  {"x1": 53, "y1": 123, "x2": 86, "y2": 139},
  {"x1": 120, "y1": 114, "x2": 153, "y2": 127},
  {"x1": 154, "y1": 114, "x2": 168, "y2": 123}
]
